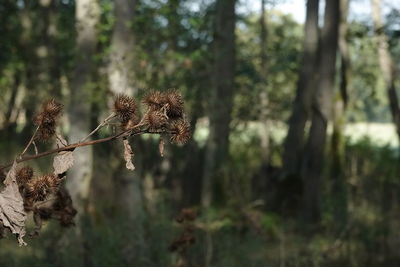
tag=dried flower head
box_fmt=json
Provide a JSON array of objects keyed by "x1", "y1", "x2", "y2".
[
  {"x1": 165, "y1": 90, "x2": 184, "y2": 118},
  {"x1": 43, "y1": 99, "x2": 63, "y2": 117},
  {"x1": 16, "y1": 166, "x2": 34, "y2": 187},
  {"x1": 33, "y1": 99, "x2": 63, "y2": 141},
  {"x1": 142, "y1": 91, "x2": 165, "y2": 110},
  {"x1": 25, "y1": 174, "x2": 60, "y2": 202},
  {"x1": 169, "y1": 119, "x2": 191, "y2": 145},
  {"x1": 114, "y1": 94, "x2": 137, "y2": 122},
  {"x1": 145, "y1": 110, "x2": 168, "y2": 129}
]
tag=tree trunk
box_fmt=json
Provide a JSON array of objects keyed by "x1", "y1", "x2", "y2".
[
  {"x1": 201, "y1": 0, "x2": 236, "y2": 265},
  {"x1": 107, "y1": 0, "x2": 144, "y2": 221},
  {"x1": 107, "y1": 0, "x2": 136, "y2": 95},
  {"x1": 331, "y1": 0, "x2": 350, "y2": 227},
  {"x1": 371, "y1": 0, "x2": 400, "y2": 255},
  {"x1": 371, "y1": 0, "x2": 400, "y2": 140},
  {"x1": 301, "y1": 0, "x2": 340, "y2": 224},
  {"x1": 201, "y1": 0, "x2": 236, "y2": 209},
  {"x1": 282, "y1": 0, "x2": 320, "y2": 177},
  {"x1": 67, "y1": 0, "x2": 99, "y2": 219}
]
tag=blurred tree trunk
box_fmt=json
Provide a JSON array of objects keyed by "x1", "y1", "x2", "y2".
[
  {"x1": 259, "y1": 0, "x2": 270, "y2": 164},
  {"x1": 4, "y1": 72, "x2": 20, "y2": 128},
  {"x1": 371, "y1": 0, "x2": 400, "y2": 140},
  {"x1": 331, "y1": 0, "x2": 350, "y2": 227},
  {"x1": 107, "y1": 0, "x2": 136, "y2": 95},
  {"x1": 107, "y1": 0, "x2": 144, "y2": 221},
  {"x1": 371, "y1": 0, "x2": 399, "y2": 255},
  {"x1": 67, "y1": 0, "x2": 99, "y2": 219},
  {"x1": 202, "y1": 0, "x2": 236, "y2": 265},
  {"x1": 301, "y1": 0, "x2": 340, "y2": 224},
  {"x1": 201, "y1": 0, "x2": 236, "y2": 209},
  {"x1": 282, "y1": 0, "x2": 320, "y2": 177}
]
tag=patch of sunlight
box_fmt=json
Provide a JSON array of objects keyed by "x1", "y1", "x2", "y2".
[
  {"x1": 344, "y1": 122, "x2": 399, "y2": 147},
  {"x1": 193, "y1": 118, "x2": 399, "y2": 148}
]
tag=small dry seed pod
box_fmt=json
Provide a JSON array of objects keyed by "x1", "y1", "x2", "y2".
[
  {"x1": 169, "y1": 119, "x2": 191, "y2": 145},
  {"x1": 145, "y1": 110, "x2": 168, "y2": 129},
  {"x1": 25, "y1": 174, "x2": 60, "y2": 202},
  {"x1": 164, "y1": 89, "x2": 184, "y2": 119},
  {"x1": 33, "y1": 99, "x2": 63, "y2": 142},
  {"x1": 16, "y1": 166, "x2": 34, "y2": 187},
  {"x1": 114, "y1": 94, "x2": 137, "y2": 123},
  {"x1": 142, "y1": 90, "x2": 165, "y2": 110}
]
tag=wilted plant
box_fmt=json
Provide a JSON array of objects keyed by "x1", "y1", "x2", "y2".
[
  {"x1": 169, "y1": 208, "x2": 198, "y2": 267},
  {"x1": 0, "y1": 90, "x2": 191, "y2": 246}
]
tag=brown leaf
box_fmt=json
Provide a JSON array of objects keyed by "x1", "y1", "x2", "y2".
[
  {"x1": 0, "y1": 162, "x2": 27, "y2": 246},
  {"x1": 123, "y1": 139, "x2": 135, "y2": 171},
  {"x1": 53, "y1": 135, "x2": 74, "y2": 175},
  {"x1": 159, "y1": 138, "x2": 165, "y2": 157}
]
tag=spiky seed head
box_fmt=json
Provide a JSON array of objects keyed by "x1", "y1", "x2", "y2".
[
  {"x1": 33, "y1": 99, "x2": 62, "y2": 142},
  {"x1": 165, "y1": 89, "x2": 184, "y2": 118},
  {"x1": 33, "y1": 99, "x2": 63, "y2": 125},
  {"x1": 169, "y1": 119, "x2": 191, "y2": 145},
  {"x1": 16, "y1": 166, "x2": 34, "y2": 187},
  {"x1": 43, "y1": 99, "x2": 63, "y2": 117},
  {"x1": 114, "y1": 94, "x2": 137, "y2": 122},
  {"x1": 25, "y1": 174, "x2": 60, "y2": 202},
  {"x1": 36, "y1": 123, "x2": 56, "y2": 142},
  {"x1": 146, "y1": 110, "x2": 168, "y2": 129},
  {"x1": 142, "y1": 91, "x2": 165, "y2": 109}
]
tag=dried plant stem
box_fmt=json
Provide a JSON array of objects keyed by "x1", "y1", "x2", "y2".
[
  {"x1": 19, "y1": 125, "x2": 40, "y2": 159},
  {"x1": 0, "y1": 126, "x2": 174, "y2": 172},
  {"x1": 80, "y1": 113, "x2": 116, "y2": 142}
]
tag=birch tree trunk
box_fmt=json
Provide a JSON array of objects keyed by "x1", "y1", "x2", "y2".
[
  {"x1": 282, "y1": 0, "x2": 320, "y2": 177},
  {"x1": 107, "y1": 0, "x2": 136, "y2": 95},
  {"x1": 301, "y1": 0, "x2": 340, "y2": 224},
  {"x1": 107, "y1": 0, "x2": 144, "y2": 224},
  {"x1": 67, "y1": 0, "x2": 99, "y2": 218}
]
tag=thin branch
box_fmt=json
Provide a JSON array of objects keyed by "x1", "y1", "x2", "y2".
[
  {"x1": 19, "y1": 125, "x2": 40, "y2": 159},
  {"x1": 0, "y1": 125, "x2": 174, "y2": 172},
  {"x1": 80, "y1": 113, "x2": 116, "y2": 142}
]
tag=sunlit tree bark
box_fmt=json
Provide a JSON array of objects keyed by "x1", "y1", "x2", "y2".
[
  {"x1": 107, "y1": 0, "x2": 144, "y2": 224},
  {"x1": 67, "y1": 0, "x2": 99, "y2": 218}
]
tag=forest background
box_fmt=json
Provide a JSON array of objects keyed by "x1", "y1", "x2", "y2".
[{"x1": 0, "y1": 0, "x2": 400, "y2": 266}]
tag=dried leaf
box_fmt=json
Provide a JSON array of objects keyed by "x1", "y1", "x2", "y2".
[
  {"x1": 123, "y1": 139, "x2": 135, "y2": 170},
  {"x1": 53, "y1": 135, "x2": 74, "y2": 175},
  {"x1": 159, "y1": 138, "x2": 165, "y2": 157},
  {"x1": 0, "y1": 161, "x2": 27, "y2": 246}
]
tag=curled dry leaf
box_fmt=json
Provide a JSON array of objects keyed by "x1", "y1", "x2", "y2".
[
  {"x1": 123, "y1": 139, "x2": 135, "y2": 171},
  {"x1": 53, "y1": 135, "x2": 74, "y2": 175},
  {"x1": 0, "y1": 161, "x2": 27, "y2": 246}
]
